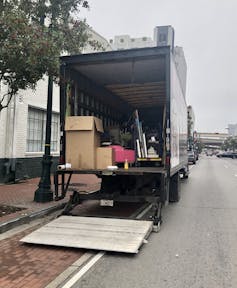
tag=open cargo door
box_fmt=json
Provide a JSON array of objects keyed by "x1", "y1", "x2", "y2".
[{"x1": 20, "y1": 216, "x2": 153, "y2": 254}]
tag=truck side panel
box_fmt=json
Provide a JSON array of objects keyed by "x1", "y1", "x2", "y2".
[{"x1": 170, "y1": 55, "x2": 188, "y2": 172}]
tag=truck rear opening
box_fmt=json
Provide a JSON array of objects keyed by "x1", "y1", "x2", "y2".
[
  {"x1": 60, "y1": 47, "x2": 169, "y2": 165},
  {"x1": 57, "y1": 46, "x2": 188, "y2": 229}
]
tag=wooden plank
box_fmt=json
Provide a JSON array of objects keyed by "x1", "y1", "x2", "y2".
[
  {"x1": 21, "y1": 232, "x2": 144, "y2": 253},
  {"x1": 124, "y1": 104, "x2": 164, "y2": 108},
  {"x1": 106, "y1": 81, "x2": 165, "y2": 90},
  {"x1": 126, "y1": 98, "x2": 166, "y2": 103},
  {"x1": 124, "y1": 99, "x2": 166, "y2": 104},
  {"x1": 20, "y1": 216, "x2": 153, "y2": 254},
  {"x1": 51, "y1": 216, "x2": 151, "y2": 228},
  {"x1": 45, "y1": 222, "x2": 151, "y2": 234},
  {"x1": 127, "y1": 102, "x2": 165, "y2": 107},
  {"x1": 117, "y1": 92, "x2": 166, "y2": 98},
  {"x1": 27, "y1": 227, "x2": 147, "y2": 241},
  {"x1": 125, "y1": 97, "x2": 165, "y2": 102},
  {"x1": 106, "y1": 81, "x2": 166, "y2": 108},
  {"x1": 110, "y1": 88, "x2": 165, "y2": 94}
]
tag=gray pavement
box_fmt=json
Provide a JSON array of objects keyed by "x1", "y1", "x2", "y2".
[{"x1": 71, "y1": 156, "x2": 237, "y2": 288}]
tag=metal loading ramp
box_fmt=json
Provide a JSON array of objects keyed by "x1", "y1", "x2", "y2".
[{"x1": 20, "y1": 216, "x2": 153, "y2": 254}]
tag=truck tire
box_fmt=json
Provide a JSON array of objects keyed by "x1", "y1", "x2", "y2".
[
  {"x1": 169, "y1": 172, "x2": 180, "y2": 202},
  {"x1": 183, "y1": 173, "x2": 189, "y2": 179}
]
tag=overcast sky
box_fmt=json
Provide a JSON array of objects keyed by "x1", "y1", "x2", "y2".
[{"x1": 80, "y1": 0, "x2": 237, "y2": 133}]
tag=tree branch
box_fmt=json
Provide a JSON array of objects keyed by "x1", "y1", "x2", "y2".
[
  {"x1": 0, "y1": 92, "x2": 13, "y2": 111},
  {"x1": 0, "y1": 92, "x2": 9, "y2": 104}
]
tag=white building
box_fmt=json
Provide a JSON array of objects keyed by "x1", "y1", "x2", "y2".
[
  {"x1": 197, "y1": 132, "x2": 228, "y2": 148},
  {"x1": 228, "y1": 124, "x2": 237, "y2": 137},
  {"x1": 0, "y1": 27, "x2": 112, "y2": 182},
  {"x1": 109, "y1": 35, "x2": 155, "y2": 50},
  {"x1": 187, "y1": 105, "x2": 195, "y2": 135},
  {"x1": 83, "y1": 28, "x2": 112, "y2": 54}
]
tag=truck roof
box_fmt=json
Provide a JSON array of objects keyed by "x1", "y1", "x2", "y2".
[{"x1": 60, "y1": 46, "x2": 170, "y2": 109}]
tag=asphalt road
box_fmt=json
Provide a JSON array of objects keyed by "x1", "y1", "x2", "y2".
[{"x1": 72, "y1": 155, "x2": 237, "y2": 288}]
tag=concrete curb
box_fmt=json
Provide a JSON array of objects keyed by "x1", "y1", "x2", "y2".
[{"x1": 0, "y1": 202, "x2": 66, "y2": 234}]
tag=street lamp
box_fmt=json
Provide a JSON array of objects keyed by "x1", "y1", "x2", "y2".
[{"x1": 34, "y1": 76, "x2": 54, "y2": 202}]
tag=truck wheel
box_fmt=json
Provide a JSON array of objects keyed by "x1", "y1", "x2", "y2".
[
  {"x1": 181, "y1": 166, "x2": 189, "y2": 179},
  {"x1": 183, "y1": 173, "x2": 189, "y2": 179},
  {"x1": 169, "y1": 172, "x2": 180, "y2": 202}
]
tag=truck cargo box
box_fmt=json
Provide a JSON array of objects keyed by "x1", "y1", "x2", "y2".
[
  {"x1": 59, "y1": 46, "x2": 188, "y2": 175},
  {"x1": 56, "y1": 45, "x2": 188, "y2": 227}
]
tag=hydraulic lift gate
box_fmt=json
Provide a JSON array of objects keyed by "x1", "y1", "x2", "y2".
[{"x1": 20, "y1": 216, "x2": 153, "y2": 254}]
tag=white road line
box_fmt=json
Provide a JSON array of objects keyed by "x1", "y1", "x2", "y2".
[
  {"x1": 234, "y1": 174, "x2": 237, "y2": 177},
  {"x1": 61, "y1": 252, "x2": 105, "y2": 288},
  {"x1": 45, "y1": 253, "x2": 94, "y2": 288}
]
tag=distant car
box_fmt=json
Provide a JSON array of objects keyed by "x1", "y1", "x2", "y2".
[
  {"x1": 188, "y1": 150, "x2": 196, "y2": 164},
  {"x1": 216, "y1": 151, "x2": 237, "y2": 159},
  {"x1": 216, "y1": 151, "x2": 226, "y2": 158},
  {"x1": 194, "y1": 150, "x2": 199, "y2": 161}
]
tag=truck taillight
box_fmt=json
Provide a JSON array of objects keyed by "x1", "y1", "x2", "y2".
[{"x1": 166, "y1": 156, "x2": 170, "y2": 166}]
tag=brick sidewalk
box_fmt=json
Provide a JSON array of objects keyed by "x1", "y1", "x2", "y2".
[
  {"x1": 0, "y1": 174, "x2": 101, "y2": 288},
  {"x1": 0, "y1": 174, "x2": 100, "y2": 225},
  {"x1": 0, "y1": 224, "x2": 84, "y2": 288},
  {"x1": 0, "y1": 174, "x2": 143, "y2": 287},
  {"x1": 0, "y1": 201, "x2": 142, "y2": 288}
]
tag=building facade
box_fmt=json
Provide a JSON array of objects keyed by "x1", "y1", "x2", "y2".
[
  {"x1": 109, "y1": 34, "x2": 154, "y2": 50},
  {"x1": 187, "y1": 106, "x2": 195, "y2": 135},
  {"x1": 197, "y1": 132, "x2": 228, "y2": 149},
  {"x1": 0, "y1": 79, "x2": 61, "y2": 182},
  {"x1": 228, "y1": 124, "x2": 237, "y2": 137}
]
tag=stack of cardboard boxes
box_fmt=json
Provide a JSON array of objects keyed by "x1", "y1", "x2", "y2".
[
  {"x1": 65, "y1": 116, "x2": 114, "y2": 169},
  {"x1": 65, "y1": 116, "x2": 135, "y2": 170}
]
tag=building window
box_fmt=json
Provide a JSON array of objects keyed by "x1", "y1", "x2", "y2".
[
  {"x1": 159, "y1": 33, "x2": 167, "y2": 42},
  {"x1": 120, "y1": 38, "x2": 124, "y2": 43},
  {"x1": 27, "y1": 107, "x2": 59, "y2": 152},
  {"x1": 51, "y1": 113, "x2": 59, "y2": 152}
]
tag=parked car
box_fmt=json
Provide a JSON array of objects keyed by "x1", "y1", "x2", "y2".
[
  {"x1": 216, "y1": 151, "x2": 237, "y2": 159},
  {"x1": 188, "y1": 150, "x2": 196, "y2": 164},
  {"x1": 194, "y1": 149, "x2": 199, "y2": 161}
]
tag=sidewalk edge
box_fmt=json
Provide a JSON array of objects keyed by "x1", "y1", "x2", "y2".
[{"x1": 0, "y1": 203, "x2": 66, "y2": 234}]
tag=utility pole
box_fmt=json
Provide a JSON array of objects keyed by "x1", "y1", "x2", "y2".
[
  {"x1": 34, "y1": 76, "x2": 54, "y2": 202},
  {"x1": 34, "y1": 6, "x2": 54, "y2": 202}
]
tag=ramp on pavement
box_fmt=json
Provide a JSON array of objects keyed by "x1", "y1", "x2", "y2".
[{"x1": 20, "y1": 216, "x2": 153, "y2": 253}]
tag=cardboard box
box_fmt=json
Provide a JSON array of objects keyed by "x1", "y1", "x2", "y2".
[
  {"x1": 65, "y1": 116, "x2": 104, "y2": 169},
  {"x1": 96, "y1": 147, "x2": 115, "y2": 169}
]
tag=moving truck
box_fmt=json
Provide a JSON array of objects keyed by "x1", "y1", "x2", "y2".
[{"x1": 56, "y1": 45, "x2": 188, "y2": 230}]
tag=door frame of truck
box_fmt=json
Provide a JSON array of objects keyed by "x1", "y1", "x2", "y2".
[{"x1": 56, "y1": 46, "x2": 188, "y2": 228}]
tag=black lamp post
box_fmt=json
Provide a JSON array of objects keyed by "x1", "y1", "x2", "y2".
[{"x1": 34, "y1": 75, "x2": 54, "y2": 202}]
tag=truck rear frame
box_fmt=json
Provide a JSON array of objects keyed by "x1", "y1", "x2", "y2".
[{"x1": 55, "y1": 46, "x2": 188, "y2": 228}]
